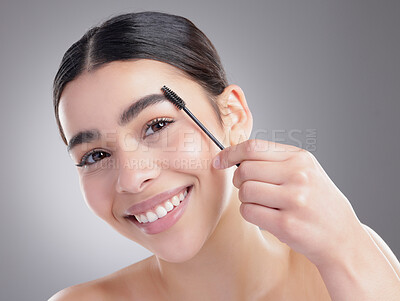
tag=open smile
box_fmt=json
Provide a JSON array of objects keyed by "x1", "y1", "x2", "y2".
[{"x1": 125, "y1": 185, "x2": 193, "y2": 235}]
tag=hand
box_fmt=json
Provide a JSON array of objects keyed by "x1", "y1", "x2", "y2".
[{"x1": 212, "y1": 139, "x2": 366, "y2": 266}]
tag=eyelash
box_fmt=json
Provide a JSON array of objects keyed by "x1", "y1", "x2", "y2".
[
  {"x1": 144, "y1": 117, "x2": 175, "y2": 138},
  {"x1": 76, "y1": 149, "x2": 110, "y2": 167},
  {"x1": 76, "y1": 117, "x2": 175, "y2": 168}
]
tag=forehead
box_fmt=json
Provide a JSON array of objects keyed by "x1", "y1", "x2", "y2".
[{"x1": 58, "y1": 60, "x2": 188, "y2": 143}]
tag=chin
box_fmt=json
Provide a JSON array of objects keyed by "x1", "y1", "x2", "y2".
[{"x1": 151, "y1": 225, "x2": 212, "y2": 263}]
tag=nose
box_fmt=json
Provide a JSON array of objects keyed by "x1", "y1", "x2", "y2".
[{"x1": 115, "y1": 152, "x2": 161, "y2": 194}]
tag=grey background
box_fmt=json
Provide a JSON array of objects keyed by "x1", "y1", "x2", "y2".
[{"x1": 0, "y1": 0, "x2": 399, "y2": 300}]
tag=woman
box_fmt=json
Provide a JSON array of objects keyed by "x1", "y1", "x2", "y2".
[{"x1": 50, "y1": 11, "x2": 400, "y2": 300}]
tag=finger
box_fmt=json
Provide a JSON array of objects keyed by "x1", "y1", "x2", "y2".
[
  {"x1": 213, "y1": 139, "x2": 300, "y2": 169},
  {"x1": 238, "y1": 180, "x2": 290, "y2": 210},
  {"x1": 233, "y1": 160, "x2": 291, "y2": 187},
  {"x1": 239, "y1": 202, "x2": 283, "y2": 235}
]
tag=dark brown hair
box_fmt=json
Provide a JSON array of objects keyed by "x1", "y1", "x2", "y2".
[{"x1": 53, "y1": 11, "x2": 228, "y2": 144}]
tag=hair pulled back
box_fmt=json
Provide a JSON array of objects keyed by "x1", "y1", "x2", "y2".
[{"x1": 53, "y1": 11, "x2": 228, "y2": 144}]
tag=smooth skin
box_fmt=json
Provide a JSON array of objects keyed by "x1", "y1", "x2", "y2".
[{"x1": 50, "y1": 59, "x2": 400, "y2": 301}]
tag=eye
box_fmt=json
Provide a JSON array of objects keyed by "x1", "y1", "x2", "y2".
[
  {"x1": 76, "y1": 149, "x2": 111, "y2": 167},
  {"x1": 144, "y1": 117, "x2": 175, "y2": 137}
]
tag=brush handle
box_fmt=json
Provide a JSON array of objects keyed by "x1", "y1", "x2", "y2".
[{"x1": 183, "y1": 106, "x2": 240, "y2": 167}]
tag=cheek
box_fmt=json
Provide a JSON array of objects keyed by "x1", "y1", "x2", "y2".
[
  {"x1": 156, "y1": 124, "x2": 219, "y2": 170},
  {"x1": 166, "y1": 125, "x2": 233, "y2": 223},
  {"x1": 79, "y1": 173, "x2": 115, "y2": 220},
  {"x1": 160, "y1": 122, "x2": 231, "y2": 217}
]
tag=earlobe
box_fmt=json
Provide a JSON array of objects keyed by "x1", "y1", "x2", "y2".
[{"x1": 218, "y1": 85, "x2": 253, "y2": 146}]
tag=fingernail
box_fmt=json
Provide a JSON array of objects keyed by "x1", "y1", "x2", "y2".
[{"x1": 213, "y1": 156, "x2": 221, "y2": 169}]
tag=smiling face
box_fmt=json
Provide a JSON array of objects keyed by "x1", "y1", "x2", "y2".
[{"x1": 58, "y1": 59, "x2": 237, "y2": 262}]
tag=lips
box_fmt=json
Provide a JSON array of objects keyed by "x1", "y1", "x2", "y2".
[
  {"x1": 125, "y1": 185, "x2": 193, "y2": 235},
  {"x1": 125, "y1": 185, "x2": 190, "y2": 216},
  {"x1": 133, "y1": 187, "x2": 188, "y2": 223}
]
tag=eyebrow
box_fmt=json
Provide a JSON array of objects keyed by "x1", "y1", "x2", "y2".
[
  {"x1": 67, "y1": 93, "x2": 168, "y2": 152},
  {"x1": 119, "y1": 93, "x2": 168, "y2": 126},
  {"x1": 67, "y1": 130, "x2": 101, "y2": 152}
]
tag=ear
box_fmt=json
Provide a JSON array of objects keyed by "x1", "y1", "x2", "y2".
[{"x1": 217, "y1": 85, "x2": 253, "y2": 146}]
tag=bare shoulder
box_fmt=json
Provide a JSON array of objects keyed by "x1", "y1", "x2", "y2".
[
  {"x1": 48, "y1": 281, "x2": 107, "y2": 301},
  {"x1": 48, "y1": 256, "x2": 158, "y2": 301},
  {"x1": 362, "y1": 223, "x2": 400, "y2": 277}
]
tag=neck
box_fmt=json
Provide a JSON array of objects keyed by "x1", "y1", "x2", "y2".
[{"x1": 152, "y1": 188, "x2": 291, "y2": 300}]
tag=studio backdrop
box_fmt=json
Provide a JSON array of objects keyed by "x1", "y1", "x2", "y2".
[{"x1": 0, "y1": 1, "x2": 399, "y2": 300}]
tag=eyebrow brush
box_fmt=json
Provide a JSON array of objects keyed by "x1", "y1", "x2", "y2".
[{"x1": 161, "y1": 85, "x2": 239, "y2": 167}]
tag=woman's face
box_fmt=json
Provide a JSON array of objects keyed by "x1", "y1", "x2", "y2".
[{"x1": 59, "y1": 60, "x2": 234, "y2": 262}]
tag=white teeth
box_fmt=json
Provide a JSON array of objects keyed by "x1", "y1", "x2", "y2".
[
  {"x1": 155, "y1": 206, "x2": 167, "y2": 218},
  {"x1": 139, "y1": 214, "x2": 148, "y2": 223},
  {"x1": 171, "y1": 195, "x2": 180, "y2": 206},
  {"x1": 132, "y1": 187, "x2": 190, "y2": 224},
  {"x1": 164, "y1": 201, "x2": 174, "y2": 212},
  {"x1": 146, "y1": 212, "x2": 158, "y2": 223}
]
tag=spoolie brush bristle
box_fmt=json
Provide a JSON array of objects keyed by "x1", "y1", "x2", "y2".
[{"x1": 161, "y1": 85, "x2": 186, "y2": 110}]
